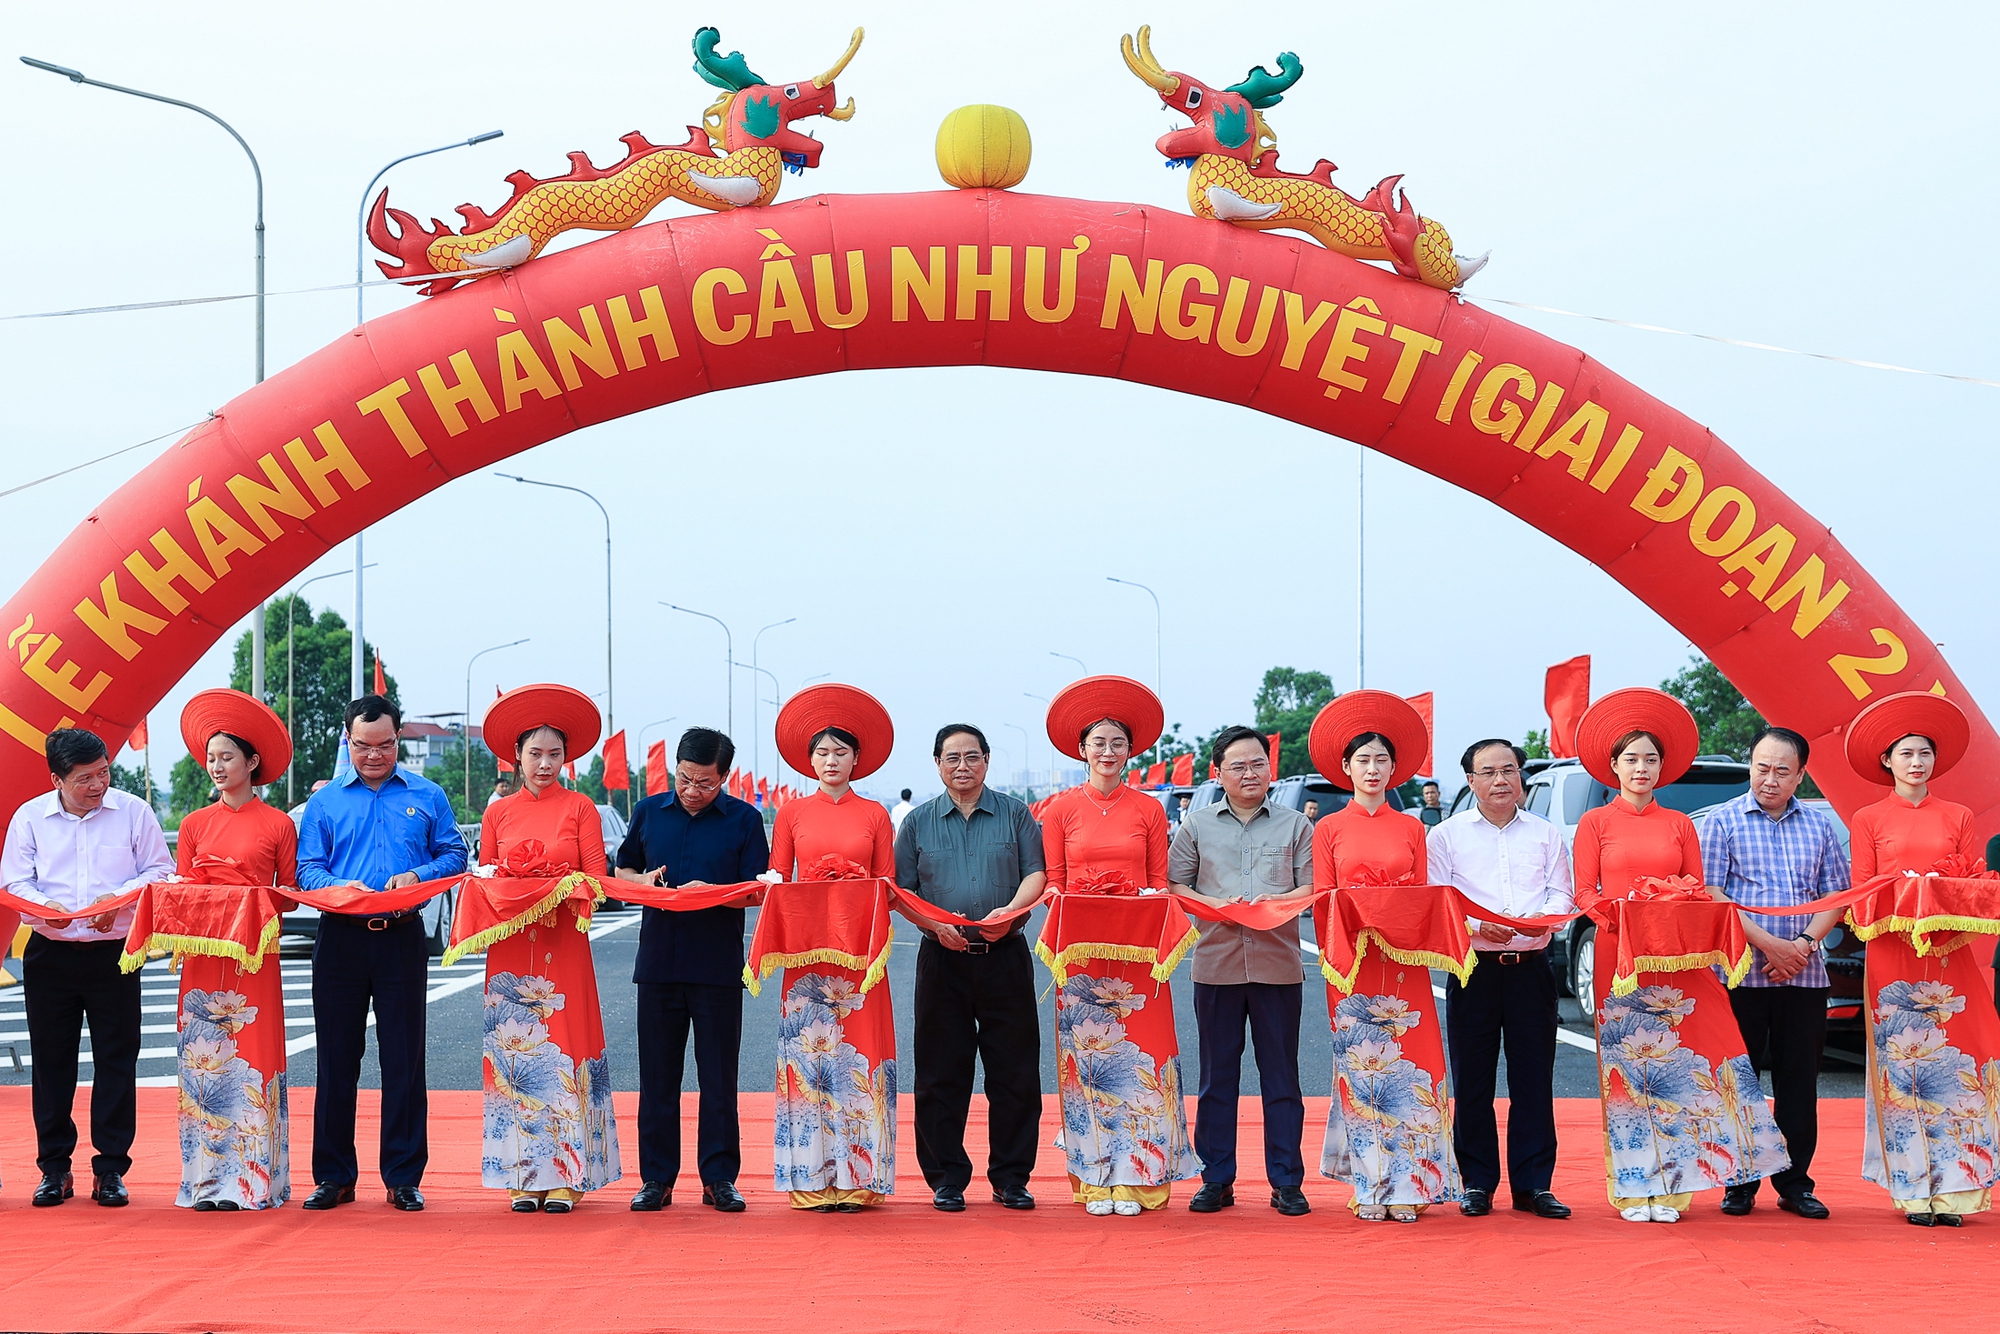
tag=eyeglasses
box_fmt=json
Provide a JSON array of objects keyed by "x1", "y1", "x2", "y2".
[
  {"x1": 940, "y1": 752, "x2": 988, "y2": 768},
  {"x1": 1471, "y1": 766, "x2": 1521, "y2": 780},
  {"x1": 675, "y1": 772, "x2": 722, "y2": 793},
  {"x1": 1084, "y1": 738, "x2": 1131, "y2": 754},
  {"x1": 1221, "y1": 759, "x2": 1269, "y2": 777},
  {"x1": 348, "y1": 740, "x2": 400, "y2": 756}
]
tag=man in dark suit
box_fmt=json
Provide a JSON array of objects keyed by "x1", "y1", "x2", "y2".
[{"x1": 616, "y1": 727, "x2": 768, "y2": 1212}]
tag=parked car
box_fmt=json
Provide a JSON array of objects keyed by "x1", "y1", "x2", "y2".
[{"x1": 597, "y1": 803, "x2": 631, "y2": 908}]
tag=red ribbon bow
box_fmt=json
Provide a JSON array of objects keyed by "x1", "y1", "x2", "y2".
[
  {"x1": 1929, "y1": 854, "x2": 1999, "y2": 881},
  {"x1": 189, "y1": 854, "x2": 260, "y2": 887},
  {"x1": 500, "y1": 840, "x2": 571, "y2": 879},
  {"x1": 1067, "y1": 869, "x2": 1141, "y2": 897},
  {"x1": 1341, "y1": 864, "x2": 1421, "y2": 889},
  {"x1": 804, "y1": 854, "x2": 872, "y2": 881},
  {"x1": 1626, "y1": 874, "x2": 1710, "y2": 903}
]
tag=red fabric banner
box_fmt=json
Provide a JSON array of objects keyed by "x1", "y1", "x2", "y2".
[
  {"x1": 1317, "y1": 882, "x2": 1477, "y2": 993},
  {"x1": 602, "y1": 730, "x2": 629, "y2": 792},
  {"x1": 1545, "y1": 655, "x2": 1590, "y2": 759},
  {"x1": 1268, "y1": 733, "x2": 1282, "y2": 776},
  {"x1": 1599, "y1": 877, "x2": 1751, "y2": 995},
  {"x1": 1848, "y1": 869, "x2": 2000, "y2": 952},
  {"x1": 1170, "y1": 892, "x2": 1316, "y2": 932},
  {"x1": 645, "y1": 740, "x2": 668, "y2": 797},
  {"x1": 128, "y1": 717, "x2": 148, "y2": 752},
  {"x1": 744, "y1": 877, "x2": 895, "y2": 996},
  {"x1": 372, "y1": 652, "x2": 387, "y2": 697},
  {"x1": 120, "y1": 861, "x2": 285, "y2": 973},
  {"x1": 1170, "y1": 754, "x2": 1193, "y2": 786},
  {"x1": 1035, "y1": 891, "x2": 1199, "y2": 984},
  {"x1": 1405, "y1": 693, "x2": 1434, "y2": 776},
  {"x1": 608, "y1": 880, "x2": 765, "y2": 911},
  {"x1": 0, "y1": 884, "x2": 147, "y2": 924},
  {"x1": 270, "y1": 877, "x2": 458, "y2": 916},
  {"x1": 1146, "y1": 762, "x2": 1166, "y2": 786},
  {"x1": 886, "y1": 885, "x2": 1047, "y2": 935}
]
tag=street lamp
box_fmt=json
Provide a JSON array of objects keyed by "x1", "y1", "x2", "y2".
[
  {"x1": 24, "y1": 56, "x2": 272, "y2": 699},
  {"x1": 751, "y1": 617, "x2": 795, "y2": 783},
  {"x1": 283, "y1": 562, "x2": 374, "y2": 804},
  {"x1": 1106, "y1": 576, "x2": 1164, "y2": 764},
  {"x1": 1024, "y1": 692, "x2": 1054, "y2": 789},
  {"x1": 1049, "y1": 651, "x2": 1087, "y2": 676},
  {"x1": 1002, "y1": 721, "x2": 1032, "y2": 795},
  {"x1": 345, "y1": 131, "x2": 503, "y2": 698},
  {"x1": 494, "y1": 473, "x2": 613, "y2": 751},
  {"x1": 634, "y1": 717, "x2": 678, "y2": 798},
  {"x1": 465, "y1": 638, "x2": 529, "y2": 812},
  {"x1": 664, "y1": 605, "x2": 733, "y2": 735}
]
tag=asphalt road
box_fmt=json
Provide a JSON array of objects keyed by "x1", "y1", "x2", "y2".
[{"x1": 0, "y1": 906, "x2": 1869, "y2": 1098}]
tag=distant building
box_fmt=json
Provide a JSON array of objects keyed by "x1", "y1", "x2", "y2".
[{"x1": 402, "y1": 722, "x2": 490, "y2": 773}]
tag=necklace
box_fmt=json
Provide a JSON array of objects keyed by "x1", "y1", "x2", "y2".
[{"x1": 1082, "y1": 783, "x2": 1125, "y2": 816}]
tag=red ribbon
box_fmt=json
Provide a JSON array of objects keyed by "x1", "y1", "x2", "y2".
[
  {"x1": 498, "y1": 839, "x2": 570, "y2": 880},
  {"x1": 1341, "y1": 864, "x2": 1423, "y2": 889},
  {"x1": 1626, "y1": 874, "x2": 1711, "y2": 903},
  {"x1": 804, "y1": 854, "x2": 872, "y2": 881},
  {"x1": 1068, "y1": 868, "x2": 1141, "y2": 897}
]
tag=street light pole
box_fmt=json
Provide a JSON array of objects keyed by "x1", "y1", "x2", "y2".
[
  {"x1": 345, "y1": 130, "x2": 503, "y2": 700},
  {"x1": 1049, "y1": 651, "x2": 1087, "y2": 676},
  {"x1": 24, "y1": 57, "x2": 271, "y2": 698},
  {"x1": 750, "y1": 618, "x2": 795, "y2": 784},
  {"x1": 283, "y1": 563, "x2": 374, "y2": 804},
  {"x1": 665, "y1": 604, "x2": 734, "y2": 736},
  {"x1": 1106, "y1": 576, "x2": 1164, "y2": 764},
  {"x1": 494, "y1": 473, "x2": 613, "y2": 753},
  {"x1": 1024, "y1": 692, "x2": 1053, "y2": 789},
  {"x1": 637, "y1": 717, "x2": 677, "y2": 797},
  {"x1": 1002, "y1": 721, "x2": 1032, "y2": 795},
  {"x1": 465, "y1": 638, "x2": 529, "y2": 813}
]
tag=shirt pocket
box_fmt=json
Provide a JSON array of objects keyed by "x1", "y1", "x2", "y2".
[{"x1": 1251, "y1": 846, "x2": 1292, "y2": 895}]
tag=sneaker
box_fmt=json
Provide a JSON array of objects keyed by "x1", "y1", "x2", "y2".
[{"x1": 1085, "y1": 1199, "x2": 1115, "y2": 1216}]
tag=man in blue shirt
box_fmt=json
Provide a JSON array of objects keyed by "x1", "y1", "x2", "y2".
[
  {"x1": 615, "y1": 727, "x2": 768, "y2": 1213},
  {"x1": 295, "y1": 695, "x2": 466, "y2": 1213}
]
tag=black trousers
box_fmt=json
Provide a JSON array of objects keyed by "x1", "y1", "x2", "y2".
[
  {"x1": 1192, "y1": 980, "x2": 1305, "y2": 1188},
  {"x1": 635, "y1": 981, "x2": 742, "y2": 1187},
  {"x1": 1445, "y1": 952, "x2": 1560, "y2": 1195},
  {"x1": 1729, "y1": 984, "x2": 1827, "y2": 1198},
  {"x1": 23, "y1": 936, "x2": 141, "y2": 1178},
  {"x1": 913, "y1": 934, "x2": 1041, "y2": 1191},
  {"x1": 311, "y1": 913, "x2": 429, "y2": 1187}
]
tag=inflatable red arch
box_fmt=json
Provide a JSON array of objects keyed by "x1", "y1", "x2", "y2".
[{"x1": 2, "y1": 188, "x2": 1991, "y2": 832}]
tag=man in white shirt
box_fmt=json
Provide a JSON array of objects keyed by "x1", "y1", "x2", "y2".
[
  {"x1": 0, "y1": 728, "x2": 172, "y2": 1208},
  {"x1": 1428, "y1": 738, "x2": 1574, "y2": 1221},
  {"x1": 889, "y1": 788, "x2": 914, "y2": 833}
]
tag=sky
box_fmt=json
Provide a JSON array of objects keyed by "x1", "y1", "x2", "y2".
[{"x1": 3, "y1": 0, "x2": 1996, "y2": 804}]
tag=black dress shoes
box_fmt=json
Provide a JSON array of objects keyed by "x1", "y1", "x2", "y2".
[
  {"x1": 992, "y1": 1185, "x2": 1036, "y2": 1210},
  {"x1": 301, "y1": 1182, "x2": 356, "y2": 1211},
  {"x1": 1720, "y1": 1185, "x2": 1758, "y2": 1216},
  {"x1": 1188, "y1": 1182, "x2": 1235, "y2": 1213},
  {"x1": 32, "y1": 1172, "x2": 73, "y2": 1207},
  {"x1": 91, "y1": 1173, "x2": 129, "y2": 1207},
  {"x1": 511, "y1": 1196, "x2": 541, "y2": 1213},
  {"x1": 1512, "y1": 1191, "x2": 1572, "y2": 1219},
  {"x1": 630, "y1": 1181, "x2": 671, "y2": 1211},
  {"x1": 194, "y1": 1198, "x2": 242, "y2": 1212},
  {"x1": 1460, "y1": 1188, "x2": 1493, "y2": 1216},
  {"x1": 702, "y1": 1181, "x2": 746, "y2": 1212},
  {"x1": 1778, "y1": 1192, "x2": 1831, "y2": 1220},
  {"x1": 933, "y1": 1185, "x2": 967, "y2": 1212},
  {"x1": 1270, "y1": 1186, "x2": 1310, "y2": 1216},
  {"x1": 387, "y1": 1185, "x2": 425, "y2": 1211}
]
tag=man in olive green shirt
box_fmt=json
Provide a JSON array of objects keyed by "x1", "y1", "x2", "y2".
[{"x1": 1169, "y1": 726, "x2": 1314, "y2": 1217}]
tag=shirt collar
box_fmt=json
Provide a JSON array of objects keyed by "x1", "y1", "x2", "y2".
[
  {"x1": 1736, "y1": 790, "x2": 1800, "y2": 822},
  {"x1": 1211, "y1": 798, "x2": 1272, "y2": 826},
  {"x1": 935, "y1": 787, "x2": 1001, "y2": 819},
  {"x1": 41, "y1": 787, "x2": 127, "y2": 821},
  {"x1": 1343, "y1": 799, "x2": 1397, "y2": 820},
  {"x1": 335, "y1": 764, "x2": 407, "y2": 791},
  {"x1": 1472, "y1": 804, "x2": 1523, "y2": 832}
]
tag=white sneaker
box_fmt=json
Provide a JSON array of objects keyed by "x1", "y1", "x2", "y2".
[
  {"x1": 1620, "y1": 1206, "x2": 1653, "y2": 1223},
  {"x1": 1113, "y1": 1199, "x2": 1142, "y2": 1216},
  {"x1": 1085, "y1": 1199, "x2": 1115, "y2": 1216},
  {"x1": 1649, "y1": 1205, "x2": 1681, "y2": 1223}
]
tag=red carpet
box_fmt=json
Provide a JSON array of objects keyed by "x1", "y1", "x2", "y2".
[{"x1": 0, "y1": 1090, "x2": 1989, "y2": 1332}]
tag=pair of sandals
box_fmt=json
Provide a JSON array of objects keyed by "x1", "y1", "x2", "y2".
[
  {"x1": 1356, "y1": 1205, "x2": 1419, "y2": 1223},
  {"x1": 809, "y1": 1202, "x2": 865, "y2": 1213},
  {"x1": 1619, "y1": 1203, "x2": 1681, "y2": 1223},
  {"x1": 1084, "y1": 1199, "x2": 1143, "y2": 1216},
  {"x1": 191, "y1": 1198, "x2": 242, "y2": 1212},
  {"x1": 511, "y1": 1196, "x2": 573, "y2": 1213},
  {"x1": 1909, "y1": 1210, "x2": 1962, "y2": 1227}
]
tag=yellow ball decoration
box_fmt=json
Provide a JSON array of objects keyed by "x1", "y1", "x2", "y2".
[{"x1": 935, "y1": 105, "x2": 1032, "y2": 190}]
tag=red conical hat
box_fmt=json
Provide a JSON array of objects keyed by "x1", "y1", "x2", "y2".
[
  {"x1": 1575, "y1": 687, "x2": 1700, "y2": 789},
  {"x1": 1045, "y1": 675, "x2": 1163, "y2": 760},
  {"x1": 483, "y1": 684, "x2": 602, "y2": 766},
  {"x1": 775, "y1": 684, "x2": 894, "y2": 781},
  {"x1": 1844, "y1": 690, "x2": 1969, "y2": 786},
  {"x1": 180, "y1": 689, "x2": 292, "y2": 787},
  {"x1": 1308, "y1": 690, "x2": 1429, "y2": 791}
]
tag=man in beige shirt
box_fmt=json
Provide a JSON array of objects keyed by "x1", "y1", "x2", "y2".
[{"x1": 1169, "y1": 726, "x2": 1314, "y2": 1217}]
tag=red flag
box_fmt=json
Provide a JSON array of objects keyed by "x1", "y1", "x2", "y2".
[
  {"x1": 1171, "y1": 753, "x2": 1193, "y2": 786},
  {"x1": 645, "y1": 740, "x2": 669, "y2": 796},
  {"x1": 1145, "y1": 761, "x2": 1166, "y2": 786},
  {"x1": 372, "y1": 651, "x2": 387, "y2": 697},
  {"x1": 1126, "y1": 767, "x2": 1144, "y2": 788},
  {"x1": 127, "y1": 718, "x2": 148, "y2": 753},
  {"x1": 1404, "y1": 693, "x2": 1435, "y2": 776},
  {"x1": 564, "y1": 760, "x2": 576, "y2": 783},
  {"x1": 602, "y1": 731, "x2": 629, "y2": 792},
  {"x1": 1545, "y1": 655, "x2": 1590, "y2": 759},
  {"x1": 1208, "y1": 760, "x2": 1217, "y2": 780},
  {"x1": 1268, "y1": 733, "x2": 1282, "y2": 777}
]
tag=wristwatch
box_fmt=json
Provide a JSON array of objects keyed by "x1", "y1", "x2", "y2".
[{"x1": 1794, "y1": 931, "x2": 1819, "y2": 946}]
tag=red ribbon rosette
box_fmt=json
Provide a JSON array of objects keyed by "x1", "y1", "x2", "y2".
[
  {"x1": 188, "y1": 853, "x2": 260, "y2": 887},
  {"x1": 1067, "y1": 868, "x2": 1141, "y2": 897},
  {"x1": 804, "y1": 854, "x2": 872, "y2": 881},
  {"x1": 1341, "y1": 864, "x2": 1421, "y2": 889},
  {"x1": 1627, "y1": 874, "x2": 1711, "y2": 903},
  {"x1": 498, "y1": 838, "x2": 571, "y2": 879},
  {"x1": 1929, "y1": 854, "x2": 1999, "y2": 881}
]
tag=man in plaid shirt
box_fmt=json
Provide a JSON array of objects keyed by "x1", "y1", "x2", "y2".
[{"x1": 1702, "y1": 726, "x2": 1848, "y2": 1221}]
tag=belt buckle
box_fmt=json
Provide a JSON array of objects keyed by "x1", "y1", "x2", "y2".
[
  {"x1": 964, "y1": 939, "x2": 990, "y2": 955},
  {"x1": 1498, "y1": 950, "x2": 1522, "y2": 965},
  {"x1": 367, "y1": 916, "x2": 390, "y2": 931}
]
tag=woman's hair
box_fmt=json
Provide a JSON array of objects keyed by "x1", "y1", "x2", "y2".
[
  {"x1": 809, "y1": 725, "x2": 861, "y2": 758},
  {"x1": 514, "y1": 724, "x2": 567, "y2": 761},
  {"x1": 1609, "y1": 730, "x2": 1663, "y2": 769},
  {"x1": 1079, "y1": 717, "x2": 1132, "y2": 752},
  {"x1": 1880, "y1": 732, "x2": 1936, "y2": 770},
  {"x1": 1342, "y1": 731, "x2": 1396, "y2": 767},
  {"x1": 209, "y1": 730, "x2": 264, "y2": 784}
]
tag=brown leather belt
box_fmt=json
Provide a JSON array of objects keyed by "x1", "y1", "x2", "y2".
[{"x1": 1484, "y1": 947, "x2": 1547, "y2": 965}]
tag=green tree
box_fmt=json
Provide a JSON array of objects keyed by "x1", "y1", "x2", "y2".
[
  {"x1": 1522, "y1": 728, "x2": 1551, "y2": 760},
  {"x1": 226, "y1": 597, "x2": 398, "y2": 800},
  {"x1": 1254, "y1": 667, "x2": 1338, "y2": 779},
  {"x1": 111, "y1": 761, "x2": 152, "y2": 804},
  {"x1": 436, "y1": 737, "x2": 502, "y2": 826},
  {"x1": 1661, "y1": 656, "x2": 1763, "y2": 761},
  {"x1": 168, "y1": 752, "x2": 211, "y2": 823}
]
